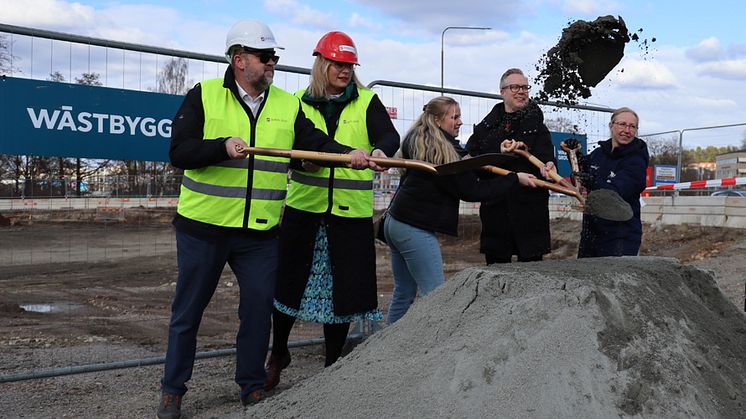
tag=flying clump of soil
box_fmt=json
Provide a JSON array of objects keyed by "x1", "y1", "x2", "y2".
[{"x1": 535, "y1": 15, "x2": 631, "y2": 104}]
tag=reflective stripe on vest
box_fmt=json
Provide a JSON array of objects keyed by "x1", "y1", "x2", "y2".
[
  {"x1": 176, "y1": 80, "x2": 297, "y2": 229},
  {"x1": 290, "y1": 171, "x2": 373, "y2": 190},
  {"x1": 215, "y1": 159, "x2": 290, "y2": 173},
  {"x1": 285, "y1": 88, "x2": 375, "y2": 218},
  {"x1": 182, "y1": 176, "x2": 286, "y2": 201}
]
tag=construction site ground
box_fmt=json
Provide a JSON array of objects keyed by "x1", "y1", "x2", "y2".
[{"x1": 0, "y1": 209, "x2": 744, "y2": 418}]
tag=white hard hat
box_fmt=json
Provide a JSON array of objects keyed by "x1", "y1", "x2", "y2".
[{"x1": 224, "y1": 19, "x2": 284, "y2": 63}]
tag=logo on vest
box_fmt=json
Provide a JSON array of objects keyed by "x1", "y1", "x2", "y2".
[{"x1": 265, "y1": 117, "x2": 290, "y2": 123}]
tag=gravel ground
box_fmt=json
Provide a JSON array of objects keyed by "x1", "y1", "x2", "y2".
[{"x1": 1, "y1": 215, "x2": 744, "y2": 418}]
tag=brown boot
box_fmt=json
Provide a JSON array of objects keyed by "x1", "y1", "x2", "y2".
[
  {"x1": 157, "y1": 392, "x2": 183, "y2": 419},
  {"x1": 263, "y1": 352, "x2": 291, "y2": 391}
]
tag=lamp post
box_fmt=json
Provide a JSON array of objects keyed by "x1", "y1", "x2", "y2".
[{"x1": 440, "y1": 26, "x2": 491, "y2": 94}]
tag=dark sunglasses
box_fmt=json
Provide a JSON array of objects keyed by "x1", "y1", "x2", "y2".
[{"x1": 242, "y1": 48, "x2": 280, "y2": 64}]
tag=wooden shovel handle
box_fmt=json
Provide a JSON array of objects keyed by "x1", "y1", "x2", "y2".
[
  {"x1": 481, "y1": 165, "x2": 584, "y2": 202},
  {"x1": 559, "y1": 141, "x2": 583, "y2": 191},
  {"x1": 512, "y1": 146, "x2": 573, "y2": 189},
  {"x1": 238, "y1": 146, "x2": 438, "y2": 174}
]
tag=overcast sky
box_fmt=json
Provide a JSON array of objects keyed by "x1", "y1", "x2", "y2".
[{"x1": 2, "y1": 0, "x2": 746, "y2": 148}]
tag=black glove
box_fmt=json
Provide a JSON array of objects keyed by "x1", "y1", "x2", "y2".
[
  {"x1": 563, "y1": 138, "x2": 581, "y2": 150},
  {"x1": 577, "y1": 153, "x2": 590, "y2": 173},
  {"x1": 573, "y1": 171, "x2": 596, "y2": 189}
]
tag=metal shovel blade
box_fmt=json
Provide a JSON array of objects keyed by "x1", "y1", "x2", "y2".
[
  {"x1": 584, "y1": 189, "x2": 633, "y2": 221},
  {"x1": 435, "y1": 154, "x2": 516, "y2": 175}
]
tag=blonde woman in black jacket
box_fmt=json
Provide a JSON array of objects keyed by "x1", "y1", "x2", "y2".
[{"x1": 384, "y1": 96, "x2": 536, "y2": 324}]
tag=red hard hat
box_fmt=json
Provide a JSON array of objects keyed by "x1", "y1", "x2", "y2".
[{"x1": 313, "y1": 31, "x2": 359, "y2": 65}]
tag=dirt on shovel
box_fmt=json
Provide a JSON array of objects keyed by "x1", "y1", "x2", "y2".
[
  {"x1": 533, "y1": 15, "x2": 654, "y2": 104},
  {"x1": 535, "y1": 15, "x2": 631, "y2": 103},
  {"x1": 584, "y1": 189, "x2": 633, "y2": 221}
]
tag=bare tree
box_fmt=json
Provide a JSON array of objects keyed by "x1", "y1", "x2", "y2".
[
  {"x1": 72, "y1": 72, "x2": 112, "y2": 195},
  {"x1": 48, "y1": 71, "x2": 66, "y2": 82},
  {"x1": 156, "y1": 57, "x2": 190, "y2": 95},
  {"x1": 544, "y1": 116, "x2": 579, "y2": 133},
  {"x1": 0, "y1": 34, "x2": 15, "y2": 74},
  {"x1": 646, "y1": 134, "x2": 684, "y2": 166},
  {"x1": 149, "y1": 57, "x2": 190, "y2": 195},
  {"x1": 75, "y1": 72, "x2": 103, "y2": 86},
  {"x1": 0, "y1": 34, "x2": 19, "y2": 197}
]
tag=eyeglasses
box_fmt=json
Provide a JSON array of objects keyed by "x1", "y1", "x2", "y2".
[
  {"x1": 242, "y1": 48, "x2": 280, "y2": 64},
  {"x1": 501, "y1": 84, "x2": 531, "y2": 93},
  {"x1": 612, "y1": 122, "x2": 638, "y2": 131},
  {"x1": 330, "y1": 61, "x2": 354, "y2": 71}
]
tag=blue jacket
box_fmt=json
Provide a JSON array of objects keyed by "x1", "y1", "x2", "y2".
[{"x1": 578, "y1": 137, "x2": 649, "y2": 257}]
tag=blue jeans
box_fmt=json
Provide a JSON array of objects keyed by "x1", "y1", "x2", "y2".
[
  {"x1": 161, "y1": 228, "x2": 278, "y2": 397},
  {"x1": 384, "y1": 215, "x2": 445, "y2": 324}
]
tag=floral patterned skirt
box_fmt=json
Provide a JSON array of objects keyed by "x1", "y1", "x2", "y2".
[{"x1": 274, "y1": 222, "x2": 383, "y2": 324}]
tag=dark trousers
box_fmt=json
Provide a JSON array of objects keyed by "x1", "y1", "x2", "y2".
[{"x1": 161, "y1": 228, "x2": 278, "y2": 397}]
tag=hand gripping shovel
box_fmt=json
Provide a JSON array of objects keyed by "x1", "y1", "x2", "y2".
[
  {"x1": 559, "y1": 140, "x2": 633, "y2": 222},
  {"x1": 481, "y1": 165, "x2": 581, "y2": 198},
  {"x1": 499, "y1": 141, "x2": 584, "y2": 201},
  {"x1": 236, "y1": 146, "x2": 515, "y2": 176},
  {"x1": 510, "y1": 141, "x2": 575, "y2": 190}
]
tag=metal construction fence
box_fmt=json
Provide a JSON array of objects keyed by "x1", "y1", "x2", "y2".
[
  {"x1": 2, "y1": 23, "x2": 745, "y2": 175},
  {"x1": 1, "y1": 23, "x2": 744, "y2": 382},
  {"x1": 0, "y1": 173, "x2": 183, "y2": 199}
]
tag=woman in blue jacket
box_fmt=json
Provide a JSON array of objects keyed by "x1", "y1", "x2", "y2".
[
  {"x1": 578, "y1": 107, "x2": 650, "y2": 257},
  {"x1": 384, "y1": 96, "x2": 537, "y2": 324}
]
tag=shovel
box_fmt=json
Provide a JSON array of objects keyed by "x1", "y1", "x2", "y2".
[
  {"x1": 236, "y1": 146, "x2": 515, "y2": 176},
  {"x1": 510, "y1": 141, "x2": 575, "y2": 190},
  {"x1": 560, "y1": 140, "x2": 584, "y2": 192},
  {"x1": 481, "y1": 165, "x2": 582, "y2": 199},
  {"x1": 482, "y1": 164, "x2": 632, "y2": 221},
  {"x1": 559, "y1": 140, "x2": 633, "y2": 222}
]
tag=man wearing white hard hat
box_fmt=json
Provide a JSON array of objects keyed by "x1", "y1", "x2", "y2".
[{"x1": 157, "y1": 19, "x2": 375, "y2": 419}]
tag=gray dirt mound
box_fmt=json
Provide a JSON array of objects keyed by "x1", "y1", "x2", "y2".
[{"x1": 236, "y1": 257, "x2": 746, "y2": 419}]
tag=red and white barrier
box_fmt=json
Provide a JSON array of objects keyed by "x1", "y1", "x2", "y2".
[{"x1": 645, "y1": 177, "x2": 746, "y2": 191}]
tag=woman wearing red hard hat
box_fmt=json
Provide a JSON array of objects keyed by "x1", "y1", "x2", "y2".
[{"x1": 264, "y1": 31, "x2": 400, "y2": 391}]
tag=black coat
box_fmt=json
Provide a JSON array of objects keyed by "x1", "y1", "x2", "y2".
[
  {"x1": 275, "y1": 207, "x2": 379, "y2": 316},
  {"x1": 466, "y1": 101, "x2": 555, "y2": 259}
]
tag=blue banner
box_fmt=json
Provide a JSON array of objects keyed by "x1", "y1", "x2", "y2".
[
  {"x1": 0, "y1": 76, "x2": 183, "y2": 162},
  {"x1": 550, "y1": 131, "x2": 587, "y2": 178}
]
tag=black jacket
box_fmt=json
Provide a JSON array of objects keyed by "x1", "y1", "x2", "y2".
[
  {"x1": 389, "y1": 130, "x2": 518, "y2": 236},
  {"x1": 274, "y1": 83, "x2": 400, "y2": 316},
  {"x1": 168, "y1": 67, "x2": 354, "y2": 239},
  {"x1": 466, "y1": 101, "x2": 555, "y2": 258}
]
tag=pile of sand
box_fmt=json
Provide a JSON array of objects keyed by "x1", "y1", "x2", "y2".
[{"x1": 236, "y1": 257, "x2": 745, "y2": 418}]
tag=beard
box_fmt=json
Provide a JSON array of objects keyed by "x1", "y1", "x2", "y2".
[{"x1": 248, "y1": 68, "x2": 273, "y2": 92}]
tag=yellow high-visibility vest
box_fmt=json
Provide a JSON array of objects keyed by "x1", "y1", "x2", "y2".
[
  {"x1": 177, "y1": 80, "x2": 298, "y2": 229},
  {"x1": 286, "y1": 88, "x2": 374, "y2": 218}
]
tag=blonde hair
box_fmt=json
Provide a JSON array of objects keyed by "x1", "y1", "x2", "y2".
[
  {"x1": 402, "y1": 96, "x2": 461, "y2": 165},
  {"x1": 306, "y1": 56, "x2": 365, "y2": 98},
  {"x1": 610, "y1": 106, "x2": 639, "y2": 125}
]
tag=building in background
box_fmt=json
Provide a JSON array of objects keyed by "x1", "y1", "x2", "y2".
[
  {"x1": 684, "y1": 162, "x2": 716, "y2": 181},
  {"x1": 715, "y1": 150, "x2": 746, "y2": 179}
]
